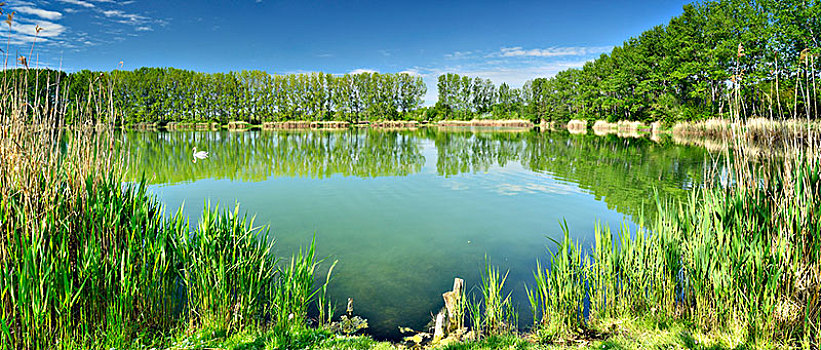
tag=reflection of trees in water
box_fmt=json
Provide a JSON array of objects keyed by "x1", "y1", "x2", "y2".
[
  {"x1": 431, "y1": 130, "x2": 714, "y2": 219},
  {"x1": 124, "y1": 128, "x2": 714, "y2": 220},
  {"x1": 428, "y1": 129, "x2": 526, "y2": 176},
  {"x1": 520, "y1": 133, "x2": 713, "y2": 219},
  {"x1": 123, "y1": 129, "x2": 425, "y2": 184}
]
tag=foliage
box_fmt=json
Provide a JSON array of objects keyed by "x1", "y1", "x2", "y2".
[
  {"x1": 528, "y1": 155, "x2": 821, "y2": 347},
  {"x1": 2, "y1": 68, "x2": 427, "y2": 125},
  {"x1": 516, "y1": 0, "x2": 820, "y2": 123},
  {"x1": 0, "y1": 125, "x2": 337, "y2": 349}
]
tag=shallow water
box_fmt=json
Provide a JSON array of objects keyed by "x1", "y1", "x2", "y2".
[{"x1": 123, "y1": 128, "x2": 712, "y2": 339}]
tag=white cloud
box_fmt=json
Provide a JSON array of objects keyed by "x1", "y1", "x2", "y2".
[
  {"x1": 349, "y1": 68, "x2": 378, "y2": 74},
  {"x1": 0, "y1": 19, "x2": 66, "y2": 39},
  {"x1": 399, "y1": 69, "x2": 422, "y2": 76},
  {"x1": 409, "y1": 59, "x2": 596, "y2": 106},
  {"x1": 101, "y1": 9, "x2": 148, "y2": 25},
  {"x1": 444, "y1": 50, "x2": 472, "y2": 60},
  {"x1": 13, "y1": 6, "x2": 63, "y2": 20},
  {"x1": 59, "y1": 0, "x2": 96, "y2": 8},
  {"x1": 0, "y1": 0, "x2": 158, "y2": 56},
  {"x1": 498, "y1": 46, "x2": 611, "y2": 58},
  {"x1": 447, "y1": 61, "x2": 591, "y2": 86},
  {"x1": 0, "y1": 32, "x2": 46, "y2": 45}
]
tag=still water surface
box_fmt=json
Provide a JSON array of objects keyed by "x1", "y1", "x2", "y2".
[{"x1": 123, "y1": 128, "x2": 711, "y2": 339}]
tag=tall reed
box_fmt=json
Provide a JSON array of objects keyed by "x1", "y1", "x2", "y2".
[
  {"x1": 463, "y1": 260, "x2": 516, "y2": 340},
  {"x1": 1, "y1": 130, "x2": 333, "y2": 348},
  {"x1": 528, "y1": 152, "x2": 820, "y2": 347},
  {"x1": 178, "y1": 203, "x2": 278, "y2": 333}
]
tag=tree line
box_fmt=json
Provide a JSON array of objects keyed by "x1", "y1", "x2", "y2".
[
  {"x1": 3, "y1": 0, "x2": 818, "y2": 125},
  {"x1": 519, "y1": 0, "x2": 820, "y2": 123},
  {"x1": 113, "y1": 69, "x2": 426, "y2": 124},
  {"x1": 2, "y1": 68, "x2": 427, "y2": 125},
  {"x1": 433, "y1": 0, "x2": 820, "y2": 123}
]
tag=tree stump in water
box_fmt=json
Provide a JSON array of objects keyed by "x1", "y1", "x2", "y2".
[
  {"x1": 433, "y1": 312, "x2": 447, "y2": 342},
  {"x1": 442, "y1": 277, "x2": 464, "y2": 328}
]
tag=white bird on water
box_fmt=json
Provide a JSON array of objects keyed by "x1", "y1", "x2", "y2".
[{"x1": 192, "y1": 147, "x2": 209, "y2": 163}]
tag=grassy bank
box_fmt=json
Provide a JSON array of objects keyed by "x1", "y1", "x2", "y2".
[{"x1": 0, "y1": 120, "x2": 338, "y2": 348}]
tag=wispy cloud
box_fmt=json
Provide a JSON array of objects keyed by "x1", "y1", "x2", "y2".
[
  {"x1": 497, "y1": 46, "x2": 611, "y2": 58},
  {"x1": 443, "y1": 46, "x2": 612, "y2": 61},
  {"x1": 59, "y1": 0, "x2": 96, "y2": 8},
  {"x1": 0, "y1": 0, "x2": 167, "y2": 58},
  {"x1": 444, "y1": 50, "x2": 472, "y2": 60},
  {"x1": 97, "y1": 7, "x2": 167, "y2": 32},
  {"x1": 0, "y1": 18, "x2": 66, "y2": 43},
  {"x1": 101, "y1": 9, "x2": 147, "y2": 25},
  {"x1": 13, "y1": 6, "x2": 63, "y2": 20}
]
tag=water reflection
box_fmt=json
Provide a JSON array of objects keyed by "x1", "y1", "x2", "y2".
[
  {"x1": 124, "y1": 129, "x2": 425, "y2": 183},
  {"x1": 124, "y1": 129, "x2": 713, "y2": 220},
  {"x1": 121, "y1": 128, "x2": 717, "y2": 339}
]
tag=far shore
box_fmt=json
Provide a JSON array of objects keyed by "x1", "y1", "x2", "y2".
[
  {"x1": 123, "y1": 117, "x2": 819, "y2": 142},
  {"x1": 124, "y1": 119, "x2": 538, "y2": 131}
]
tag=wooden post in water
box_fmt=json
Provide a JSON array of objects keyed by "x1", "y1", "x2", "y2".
[
  {"x1": 435, "y1": 277, "x2": 465, "y2": 343},
  {"x1": 442, "y1": 277, "x2": 464, "y2": 329},
  {"x1": 433, "y1": 312, "x2": 447, "y2": 342}
]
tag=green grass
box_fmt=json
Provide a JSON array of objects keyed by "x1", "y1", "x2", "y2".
[
  {"x1": 434, "y1": 316, "x2": 760, "y2": 350},
  {"x1": 0, "y1": 125, "x2": 335, "y2": 348},
  {"x1": 523, "y1": 154, "x2": 820, "y2": 348},
  {"x1": 132, "y1": 314, "x2": 761, "y2": 349},
  {"x1": 160, "y1": 325, "x2": 393, "y2": 350}
]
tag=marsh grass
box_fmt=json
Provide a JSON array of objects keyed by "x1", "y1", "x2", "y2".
[
  {"x1": 527, "y1": 147, "x2": 820, "y2": 347},
  {"x1": 0, "y1": 14, "x2": 336, "y2": 348},
  {"x1": 0, "y1": 157, "x2": 334, "y2": 349}
]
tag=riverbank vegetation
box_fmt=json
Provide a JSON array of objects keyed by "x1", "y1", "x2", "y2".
[
  {"x1": 524, "y1": 0, "x2": 819, "y2": 123},
  {"x1": 0, "y1": 119, "x2": 347, "y2": 348},
  {"x1": 1, "y1": 68, "x2": 427, "y2": 125}
]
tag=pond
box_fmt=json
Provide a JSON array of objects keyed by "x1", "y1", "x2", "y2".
[{"x1": 122, "y1": 127, "x2": 713, "y2": 339}]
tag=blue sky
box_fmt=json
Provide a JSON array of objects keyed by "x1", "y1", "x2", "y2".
[{"x1": 1, "y1": 0, "x2": 690, "y2": 104}]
